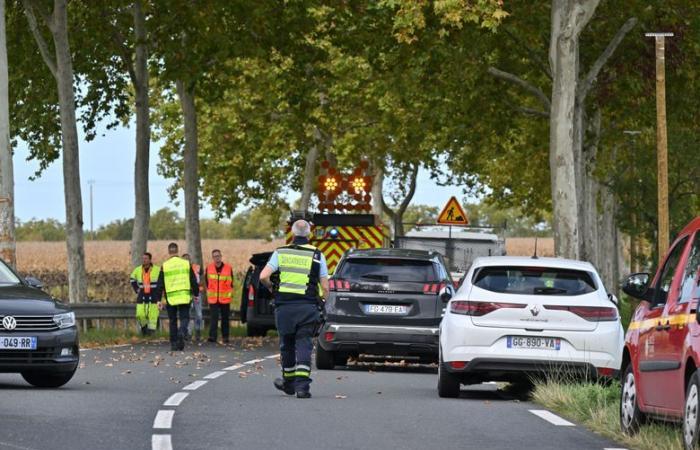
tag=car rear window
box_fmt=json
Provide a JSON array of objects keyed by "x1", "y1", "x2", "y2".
[
  {"x1": 337, "y1": 258, "x2": 438, "y2": 283},
  {"x1": 473, "y1": 266, "x2": 597, "y2": 296}
]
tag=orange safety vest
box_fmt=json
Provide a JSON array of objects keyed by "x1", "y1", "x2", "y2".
[{"x1": 206, "y1": 262, "x2": 233, "y2": 304}]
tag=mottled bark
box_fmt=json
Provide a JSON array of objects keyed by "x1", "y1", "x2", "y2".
[
  {"x1": 299, "y1": 140, "x2": 320, "y2": 212},
  {"x1": 0, "y1": 0, "x2": 16, "y2": 268},
  {"x1": 176, "y1": 80, "x2": 203, "y2": 268},
  {"x1": 130, "y1": 0, "x2": 151, "y2": 268}
]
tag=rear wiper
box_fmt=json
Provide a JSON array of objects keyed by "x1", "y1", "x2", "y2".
[
  {"x1": 534, "y1": 287, "x2": 568, "y2": 295},
  {"x1": 360, "y1": 273, "x2": 389, "y2": 281}
]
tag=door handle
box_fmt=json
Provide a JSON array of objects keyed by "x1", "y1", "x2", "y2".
[
  {"x1": 663, "y1": 320, "x2": 671, "y2": 331},
  {"x1": 655, "y1": 322, "x2": 664, "y2": 331},
  {"x1": 655, "y1": 321, "x2": 671, "y2": 331}
]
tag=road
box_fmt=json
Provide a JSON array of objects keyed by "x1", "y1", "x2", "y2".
[{"x1": 0, "y1": 339, "x2": 627, "y2": 450}]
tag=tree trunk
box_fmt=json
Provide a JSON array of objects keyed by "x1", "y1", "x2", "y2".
[
  {"x1": 371, "y1": 163, "x2": 384, "y2": 217},
  {"x1": 548, "y1": 0, "x2": 599, "y2": 259},
  {"x1": 0, "y1": 0, "x2": 16, "y2": 268},
  {"x1": 580, "y1": 108, "x2": 600, "y2": 266},
  {"x1": 53, "y1": 0, "x2": 87, "y2": 303},
  {"x1": 129, "y1": 0, "x2": 150, "y2": 268},
  {"x1": 299, "y1": 144, "x2": 319, "y2": 212},
  {"x1": 176, "y1": 80, "x2": 203, "y2": 267}
]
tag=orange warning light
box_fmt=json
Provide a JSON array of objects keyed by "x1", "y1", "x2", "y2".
[
  {"x1": 324, "y1": 176, "x2": 339, "y2": 192},
  {"x1": 350, "y1": 177, "x2": 366, "y2": 193}
]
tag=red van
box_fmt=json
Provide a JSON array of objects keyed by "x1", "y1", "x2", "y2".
[{"x1": 620, "y1": 217, "x2": 700, "y2": 449}]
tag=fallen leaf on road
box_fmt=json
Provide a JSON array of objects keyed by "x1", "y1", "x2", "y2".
[
  {"x1": 105, "y1": 363, "x2": 113, "y2": 368},
  {"x1": 122, "y1": 370, "x2": 132, "y2": 375},
  {"x1": 376, "y1": 392, "x2": 382, "y2": 395},
  {"x1": 335, "y1": 395, "x2": 347, "y2": 399},
  {"x1": 84, "y1": 381, "x2": 91, "y2": 385}
]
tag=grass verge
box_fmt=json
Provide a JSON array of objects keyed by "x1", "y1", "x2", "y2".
[{"x1": 532, "y1": 379, "x2": 684, "y2": 450}]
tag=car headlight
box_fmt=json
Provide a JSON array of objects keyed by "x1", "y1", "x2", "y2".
[{"x1": 53, "y1": 312, "x2": 76, "y2": 329}]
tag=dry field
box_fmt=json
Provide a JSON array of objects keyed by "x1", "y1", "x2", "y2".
[{"x1": 15, "y1": 237, "x2": 552, "y2": 302}]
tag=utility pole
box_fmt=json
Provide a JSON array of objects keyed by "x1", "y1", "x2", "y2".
[
  {"x1": 645, "y1": 32, "x2": 672, "y2": 258},
  {"x1": 88, "y1": 179, "x2": 95, "y2": 237}
]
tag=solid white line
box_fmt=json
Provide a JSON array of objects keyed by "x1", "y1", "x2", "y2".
[
  {"x1": 265, "y1": 354, "x2": 280, "y2": 359},
  {"x1": 243, "y1": 358, "x2": 265, "y2": 365},
  {"x1": 153, "y1": 410, "x2": 175, "y2": 429},
  {"x1": 163, "y1": 392, "x2": 189, "y2": 407},
  {"x1": 151, "y1": 434, "x2": 172, "y2": 450},
  {"x1": 204, "y1": 371, "x2": 227, "y2": 380},
  {"x1": 529, "y1": 410, "x2": 575, "y2": 427},
  {"x1": 604, "y1": 448, "x2": 629, "y2": 450},
  {"x1": 222, "y1": 364, "x2": 244, "y2": 371},
  {"x1": 182, "y1": 380, "x2": 208, "y2": 391}
]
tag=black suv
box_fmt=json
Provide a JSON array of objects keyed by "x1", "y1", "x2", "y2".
[
  {"x1": 0, "y1": 262, "x2": 79, "y2": 387},
  {"x1": 316, "y1": 248, "x2": 454, "y2": 369},
  {"x1": 240, "y1": 252, "x2": 277, "y2": 337}
]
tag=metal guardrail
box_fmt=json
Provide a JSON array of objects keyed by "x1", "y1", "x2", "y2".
[{"x1": 70, "y1": 303, "x2": 241, "y2": 331}]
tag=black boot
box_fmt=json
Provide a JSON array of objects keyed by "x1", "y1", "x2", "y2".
[
  {"x1": 273, "y1": 378, "x2": 295, "y2": 395},
  {"x1": 177, "y1": 334, "x2": 185, "y2": 351},
  {"x1": 141, "y1": 325, "x2": 148, "y2": 336},
  {"x1": 170, "y1": 342, "x2": 178, "y2": 351},
  {"x1": 296, "y1": 391, "x2": 312, "y2": 399}
]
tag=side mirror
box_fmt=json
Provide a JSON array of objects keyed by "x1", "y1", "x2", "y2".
[
  {"x1": 621, "y1": 273, "x2": 651, "y2": 300},
  {"x1": 25, "y1": 276, "x2": 43, "y2": 289},
  {"x1": 439, "y1": 284, "x2": 455, "y2": 303}
]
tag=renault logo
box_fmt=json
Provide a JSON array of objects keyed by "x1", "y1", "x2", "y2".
[
  {"x1": 530, "y1": 305, "x2": 540, "y2": 317},
  {"x1": 2, "y1": 316, "x2": 17, "y2": 331}
]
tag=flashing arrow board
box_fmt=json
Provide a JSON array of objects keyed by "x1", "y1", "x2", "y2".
[{"x1": 437, "y1": 196, "x2": 469, "y2": 226}]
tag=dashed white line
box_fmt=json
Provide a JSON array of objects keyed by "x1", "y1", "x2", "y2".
[
  {"x1": 152, "y1": 434, "x2": 173, "y2": 450},
  {"x1": 163, "y1": 392, "x2": 189, "y2": 407},
  {"x1": 265, "y1": 353, "x2": 280, "y2": 359},
  {"x1": 182, "y1": 380, "x2": 208, "y2": 391},
  {"x1": 529, "y1": 410, "x2": 575, "y2": 426},
  {"x1": 204, "y1": 371, "x2": 227, "y2": 380},
  {"x1": 223, "y1": 364, "x2": 244, "y2": 371},
  {"x1": 243, "y1": 358, "x2": 265, "y2": 365},
  {"x1": 153, "y1": 410, "x2": 175, "y2": 429}
]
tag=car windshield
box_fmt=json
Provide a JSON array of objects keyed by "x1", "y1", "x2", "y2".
[
  {"x1": 473, "y1": 266, "x2": 597, "y2": 296},
  {"x1": 337, "y1": 258, "x2": 438, "y2": 283},
  {"x1": 0, "y1": 260, "x2": 21, "y2": 284}
]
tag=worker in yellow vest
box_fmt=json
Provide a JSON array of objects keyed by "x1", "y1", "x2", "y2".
[
  {"x1": 129, "y1": 252, "x2": 161, "y2": 335},
  {"x1": 156, "y1": 242, "x2": 200, "y2": 351},
  {"x1": 205, "y1": 249, "x2": 234, "y2": 344}
]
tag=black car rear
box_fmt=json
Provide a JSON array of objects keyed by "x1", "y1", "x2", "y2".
[
  {"x1": 316, "y1": 248, "x2": 452, "y2": 369},
  {"x1": 240, "y1": 252, "x2": 277, "y2": 337}
]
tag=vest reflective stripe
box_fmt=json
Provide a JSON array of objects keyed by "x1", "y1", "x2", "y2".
[
  {"x1": 162, "y1": 257, "x2": 191, "y2": 305},
  {"x1": 130, "y1": 265, "x2": 161, "y2": 290},
  {"x1": 278, "y1": 245, "x2": 316, "y2": 296},
  {"x1": 206, "y1": 263, "x2": 233, "y2": 304}
]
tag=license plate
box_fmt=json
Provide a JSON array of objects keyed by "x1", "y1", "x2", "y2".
[
  {"x1": 507, "y1": 336, "x2": 560, "y2": 350},
  {"x1": 364, "y1": 304, "x2": 408, "y2": 315},
  {"x1": 0, "y1": 336, "x2": 37, "y2": 350}
]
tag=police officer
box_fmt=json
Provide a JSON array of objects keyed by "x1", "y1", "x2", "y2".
[
  {"x1": 129, "y1": 252, "x2": 161, "y2": 335},
  {"x1": 156, "y1": 243, "x2": 200, "y2": 351},
  {"x1": 260, "y1": 220, "x2": 329, "y2": 399}
]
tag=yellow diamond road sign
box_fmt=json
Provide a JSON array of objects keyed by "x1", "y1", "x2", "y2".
[{"x1": 437, "y1": 196, "x2": 469, "y2": 226}]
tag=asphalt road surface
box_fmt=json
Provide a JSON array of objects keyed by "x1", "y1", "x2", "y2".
[{"x1": 0, "y1": 339, "x2": 628, "y2": 450}]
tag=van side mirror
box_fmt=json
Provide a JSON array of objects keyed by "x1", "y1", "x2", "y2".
[
  {"x1": 439, "y1": 285, "x2": 455, "y2": 303},
  {"x1": 621, "y1": 273, "x2": 650, "y2": 300}
]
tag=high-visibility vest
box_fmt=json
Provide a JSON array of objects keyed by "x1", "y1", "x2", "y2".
[
  {"x1": 130, "y1": 264, "x2": 161, "y2": 294},
  {"x1": 277, "y1": 244, "x2": 319, "y2": 300},
  {"x1": 206, "y1": 262, "x2": 233, "y2": 304},
  {"x1": 162, "y1": 257, "x2": 192, "y2": 305}
]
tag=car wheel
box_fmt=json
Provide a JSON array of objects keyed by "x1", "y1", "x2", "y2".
[
  {"x1": 620, "y1": 363, "x2": 645, "y2": 435},
  {"x1": 246, "y1": 325, "x2": 266, "y2": 337},
  {"x1": 438, "y1": 353, "x2": 460, "y2": 398},
  {"x1": 22, "y1": 369, "x2": 76, "y2": 388},
  {"x1": 684, "y1": 371, "x2": 700, "y2": 450},
  {"x1": 315, "y1": 344, "x2": 335, "y2": 370}
]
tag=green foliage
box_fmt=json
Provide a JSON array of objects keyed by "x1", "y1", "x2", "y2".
[{"x1": 15, "y1": 219, "x2": 66, "y2": 241}]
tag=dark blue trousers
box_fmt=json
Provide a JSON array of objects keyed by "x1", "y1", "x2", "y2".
[{"x1": 275, "y1": 303, "x2": 319, "y2": 393}]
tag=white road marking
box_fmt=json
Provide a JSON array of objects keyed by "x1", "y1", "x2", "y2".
[
  {"x1": 151, "y1": 434, "x2": 173, "y2": 450},
  {"x1": 182, "y1": 380, "x2": 208, "y2": 391},
  {"x1": 243, "y1": 358, "x2": 265, "y2": 365},
  {"x1": 529, "y1": 410, "x2": 575, "y2": 427},
  {"x1": 604, "y1": 448, "x2": 629, "y2": 450},
  {"x1": 265, "y1": 354, "x2": 280, "y2": 359},
  {"x1": 223, "y1": 364, "x2": 244, "y2": 371},
  {"x1": 153, "y1": 410, "x2": 175, "y2": 429},
  {"x1": 204, "y1": 371, "x2": 227, "y2": 380},
  {"x1": 163, "y1": 392, "x2": 189, "y2": 407}
]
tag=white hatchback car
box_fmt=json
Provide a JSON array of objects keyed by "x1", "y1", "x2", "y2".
[{"x1": 438, "y1": 256, "x2": 624, "y2": 398}]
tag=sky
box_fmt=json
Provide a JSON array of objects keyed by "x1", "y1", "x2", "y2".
[{"x1": 14, "y1": 124, "x2": 467, "y2": 229}]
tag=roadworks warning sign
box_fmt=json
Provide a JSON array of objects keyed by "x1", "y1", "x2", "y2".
[{"x1": 437, "y1": 196, "x2": 469, "y2": 226}]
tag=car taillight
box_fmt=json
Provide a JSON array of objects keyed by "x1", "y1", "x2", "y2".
[
  {"x1": 544, "y1": 305, "x2": 618, "y2": 321},
  {"x1": 597, "y1": 367, "x2": 615, "y2": 377},
  {"x1": 449, "y1": 361, "x2": 467, "y2": 370},
  {"x1": 329, "y1": 279, "x2": 335, "y2": 291},
  {"x1": 450, "y1": 301, "x2": 526, "y2": 316},
  {"x1": 423, "y1": 283, "x2": 446, "y2": 294},
  {"x1": 247, "y1": 285, "x2": 255, "y2": 307},
  {"x1": 324, "y1": 331, "x2": 335, "y2": 342},
  {"x1": 332, "y1": 279, "x2": 350, "y2": 291}
]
